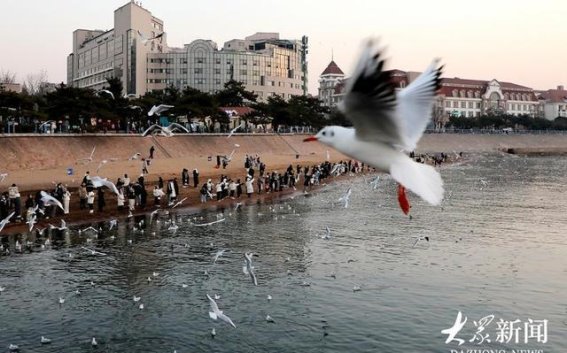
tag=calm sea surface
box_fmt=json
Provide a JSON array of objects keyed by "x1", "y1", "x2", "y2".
[{"x1": 1, "y1": 153, "x2": 566, "y2": 352}]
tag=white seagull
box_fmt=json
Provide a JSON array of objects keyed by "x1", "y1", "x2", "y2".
[
  {"x1": 412, "y1": 236, "x2": 430, "y2": 248},
  {"x1": 129, "y1": 152, "x2": 142, "y2": 160},
  {"x1": 96, "y1": 160, "x2": 108, "y2": 173},
  {"x1": 91, "y1": 176, "x2": 119, "y2": 195},
  {"x1": 141, "y1": 123, "x2": 188, "y2": 137},
  {"x1": 338, "y1": 187, "x2": 352, "y2": 208},
  {"x1": 147, "y1": 104, "x2": 174, "y2": 117},
  {"x1": 109, "y1": 219, "x2": 118, "y2": 230},
  {"x1": 227, "y1": 122, "x2": 244, "y2": 138},
  {"x1": 77, "y1": 146, "x2": 96, "y2": 164},
  {"x1": 304, "y1": 39, "x2": 444, "y2": 206},
  {"x1": 40, "y1": 336, "x2": 52, "y2": 344},
  {"x1": 0, "y1": 173, "x2": 7, "y2": 183},
  {"x1": 40, "y1": 191, "x2": 65, "y2": 211},
  {"x1": 242, "y1": 252, "x2": 258, "y2": 286},
  {"x1": 207, "y1": 294, "x2": 236, "y2": 328},
  {"x1": 212, "y1": 249, "x2": 227, "y2": 263},
  {"x1": 322, "y1": 226, "x2": 332, "y2": 240},
  {"x1": 171, "y1": 197, "x2": 187, "y2": 209},
  {"x1": 0, "y1": 212, "x2": 15, "y2": 233}
]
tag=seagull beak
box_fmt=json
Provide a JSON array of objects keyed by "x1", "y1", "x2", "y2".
[{"x1": 303, "y1": 136, "x2": 318, "y2": 142}]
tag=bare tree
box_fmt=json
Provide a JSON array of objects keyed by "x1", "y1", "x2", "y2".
[
  {"x1": 0, "y1": 69, "x2": 17, "y2": 84},
  {"x1": 23, "y1": 69, "x2": 49, "y2": 95}
]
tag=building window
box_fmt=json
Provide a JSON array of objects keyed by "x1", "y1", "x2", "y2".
[
  {"x1": 460, "y1": 101, "x2": 466, "y2": 108},
  {"x1": 180, "y1": 58, "x2": 187, "y2": 64},
  {"x1": 241, "y1": 59, "x2": 247, "y2": 65},
  {"x1": 180, "y1": 68, "x2": 187, "y2": 74},
  {"x1": 240, "y1": 70, "x2": 247, "y2": 75},
  {"x1": 253, "y1": 60, "x2": 259, "y2": 66},
  {"x1": 196, "y1": 79, "x2": 206, "y2": 84},
  {"x1": 196, "y1": 57, "x2": 206, "y2": 64},
  {"x1": 214, "y1": 68, "x2": 221, "y2": 75},
  {"x1": 215, "y1": 79, "x2": 221, "y2": 85},
  {"x1": 194, "y1": 68, "x2": 203, "y2": 74},
  {"x1": 215, "y1": 59, "x2": 221, "y2": 64},
  {"x1": 468, "y1": 101, "x2": 473, "y2": 109}
]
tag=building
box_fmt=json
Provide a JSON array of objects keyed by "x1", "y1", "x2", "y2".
[
  {"x1": 318, "y1": 60, "x2": 345, "y2": 108},
  {"x1": 0, "y1": 82, "x2": 22, "y2": 93},
  {"x1": 67, "y1": 1, "x2": 308, "y2": 100},
  {"x1": 536, "y1": 86, "x2": 567, "y2": 120},
  {"x1": 319, "y1": 63, "x2": 544, "y2": 127}
]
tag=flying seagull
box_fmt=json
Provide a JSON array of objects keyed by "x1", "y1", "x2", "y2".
[
  {"x1": 243, "y1": 252, "x2": 258, "y2": 286},
  {"x1": 207, "y1": 294, "x2": 236, "y2": 328},
  {"x1": 338, "y1": 187, "x2": 352, "y2": 208},
  {"x1": 227, "y1": 122, "x2": 244, "y2": 138},
  {"x1": 141, "y1": 123, "x2": 189, "y2": 137},
  {"x1": 97, "y1": 89, "x2": 115, "y2": 99},
  {"x1": 40, "y1": 191, "x2": 64, "y2": 211},
  {"x1": 77, "y1": 146, "x2": 96, "y2": 164},
  {"x1": 147, "y1": 104, "x2": 174, "y2": 117},
  {"x1": 304, "y1": 38, "x2": 444, "y2": 206},
  {"x1": 91, "y1": 176, "x2": 119, "y2": 195},
  {"x1": 0, "y1": 212, "x2": 15, "y2": 233}
]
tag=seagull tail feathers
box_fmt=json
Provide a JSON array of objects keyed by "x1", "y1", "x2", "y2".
[{"x1": 390, "y1": 156, "x2": 443, "y2": 206}]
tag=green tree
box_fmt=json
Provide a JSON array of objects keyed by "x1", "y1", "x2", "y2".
[{"x1": 215, "y1": 79, "x2": 257, "y2": 107}]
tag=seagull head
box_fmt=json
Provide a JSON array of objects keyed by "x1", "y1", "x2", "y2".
[{"x1": 304, "y1": 126, "x2": 349, "y2": 148}]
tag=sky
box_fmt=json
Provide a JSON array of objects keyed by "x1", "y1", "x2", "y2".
[{"x1": 1, "y1": 0, "x2": 566, "y2": 94}]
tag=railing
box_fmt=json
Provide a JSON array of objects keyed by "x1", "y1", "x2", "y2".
[{"x1": 425, "y1": 129, "x2": 567, "y2": 135}]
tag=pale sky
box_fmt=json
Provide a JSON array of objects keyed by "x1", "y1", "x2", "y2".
[{"x1": 1, "y1": 0, "x2": 566, "y2": 94}]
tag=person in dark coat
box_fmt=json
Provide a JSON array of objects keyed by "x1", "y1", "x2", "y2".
[
  {"x1": 149, "y1": 145, "x2": 155, "y2": 159},
  {"x1": 182, "y1": 168, "x2": 190, "y2": 187},
  {"x1": 97, "y1": 188, "x2": 105, "y2": 212},
  {"x1": 193, "y1": 169, "x2": 199, "y2": 187}
]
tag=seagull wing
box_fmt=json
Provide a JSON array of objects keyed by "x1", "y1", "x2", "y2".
[
  {"x1": 218, "y1": 313, "x2": 237, "y2": 328},
  {"x1": 395, "y1": 59, "x2": 443, "y2": 151},
  {"x1": 339, "y1": 39, "x2": 402, "y2": 147},
  {"x1": 40, "y1": 191, "x2": 64, "y2": 211},
  {"x1": 207, "y1": 294, "x2": 220, "y2": 313},
  {"x1": 89, "y1": 146, "x2": 96, "y2": 160},
  {"x1": 155, "y1": 104, "x2": 174, "y2": 115},
  {"x1": 142, "y1": 124, "x2": 162, "y2": 136},
  {"x1": 167, "y1": 123, "x2": 189, "y2": 133},
  {"x1": 148, "y1": 105, "x2": 158, "y2": 116}
]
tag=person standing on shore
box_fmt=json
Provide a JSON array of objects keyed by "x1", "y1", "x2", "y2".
[
  {"x1": 245, "y1": 176, "x2": 254, "y2": 198},
  {"x1": 149, "y1": 145, "x2": 155, "y2": 159},
  {"x1": 117, "y1": 187, "x2": 125, "y2": 210},
  {"x1": 200, "y1": 184, "x2": 208, "y2": 203},
  {"x1": 123, "y1": 174, "x2": 130, "y2": 187},
  {"x1": 79, "y1": 183, "x2": 87, "y2": 210},
  {"x1": 193, "y1": 169, "x2": 199, "y2": 187},
  {"x1": 127, "y1": 185, "x2": 136, "y2": 211},
  {"x1": 236, "y1": 179, "x2": 243, "y2": 198},
  {"x1": 97, "y1": 188, "x2": 105, "y2": 212},
  {"x1": 63, "y1": 187, "x2": 71, "y2": 214},
  {"x1": 87, "y1": 190, "x2": 95, "y2": 214},
  {"x1": 182, "y1": 168, "x2": 190, "y2": 187}
]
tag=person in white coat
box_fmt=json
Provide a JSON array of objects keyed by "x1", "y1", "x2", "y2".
[
  {"x1": 62, "y1": 187, "x2": 71, "y2": 214},
  {"x1": 245, "y1": 177, "x2": 254, "y2": 198},
  {"x1": 87, "y1": 190, "x2": 95, "y2": 213}
]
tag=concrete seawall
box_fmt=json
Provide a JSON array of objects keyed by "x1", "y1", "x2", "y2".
[{"x1": 1, "y1": 133, "x2": 566, "y2": 191}]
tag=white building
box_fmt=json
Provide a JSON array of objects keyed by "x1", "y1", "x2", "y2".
[
  {"x1": 67, "y1": 1, "x2": 308, "y2": 100},
  {"x1": 536, "y1": 86, "x2": 567, "y2": 120},
  {"x1": 318, "y1": 60, "x2": 344, "y2": 108}
]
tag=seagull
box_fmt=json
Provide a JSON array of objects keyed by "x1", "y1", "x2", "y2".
[
  {"x1": 412, "y1": 236, "x2": 430, "y2": 248},
  {"x1": 91, "y1": 337, "x2": 98, "y2": 347},
  {"x1": 0, "y1": 212, "x2": 15, "y2": 233},
  {"x1": 207, "y1": 294, "x2": 236, "y2": 328},
  {"x1": 129, "y1": 152, "x2": 142, "y2": 160},
  {"x1": 91, "y1": 176, "x2": 119, "y2": 195},
  {"x1": 8, "y1": 344, "x2": 19, "y2": 352},
  {"x1": 40, "y1": 336, "x2": 52, "y2": 344},
  {"x1": 322, "y1": 226, "x2": 332, "y2": 240},
  {"x1": 0, "y1": 286, "x2": 5, "y2": 292},
  {"x1": 213, "y1": 249, "x2": 226, "y2": 263},
  {"x1": 227, "y1": 122, "x2": 244, "y2": 138},
  {"x1": 168, "y1": 221, "x2": 178, "y2": 231},
  {"x1": 109, "y1": 219, "x2": 117, "y2": 230},
  {"x1": 40, "y1": 191, "x2": 64, "y2": 211},
  {"x1": 369, "y1": 176, "x2": 380, "y2": 190},
  {"x1": 133, "y1": 296, "x2": 141, "y2": 302},
  {"x1": 0, "y1": 173, "x2": 7, "y2": 183},
  {"x1": 139, "y1": 303, "x2": 144, "y2": 310},
  {"x1": 96, "y1": 160, "x2": 108, "y2": 173},
  {"x1": 81, "y1": 247, "x2": 107, "y2": 256},
  {"x1": 49, "y1": 219, "x2": 68, "y2": 231},
  {"x1": 97, "y1": 89, "x2": 115, "y2": 99},
  {"x1": 137, "y1": 30, "x2": 164, "y2": 46},
  {"x1": 338, "y1": 187, "x2": 351, "y2": 208},
  {"x1": 147, "y1": 104, "x2": 174, "y2": 117},
  {"x1": 171, "y1": 197, "x2": 187, "y2": 209},
  {"x1": 26, "y1": 214, "x2": 37, "y2": 232},
  {"x1": 211, "y1": 328, "x2": 216, "y2": 338},
  {"x1": 353, "y1": 285, "x2": 362, "y2": 292},
  {"x1": 141, "y1": 123, "x2": 188, "y2": 137},
  {"x1": 59, "y1": 297, "x2": 65, "y2": 305},
  {"x1": 192, "y1": 218, "x2": 225, "y2": 227},
  {"x1": 267, "y1": 295, "x2": 272, "y2": 301},
  {"x1": 266, "y1": 315, "x2": 275, "y2": 323},
  {"x1": 304, "y1": 39, "x2": 444, "y2": 207},
  {"x1": 77, "y1": 146, "x2": 96, "y2": 164},
  {"x1": 242, "y1": 252, "x2": 258, "y2": 286},
  {"x1": 79, "y1": 226, "x2": 99, "y2": 234}
]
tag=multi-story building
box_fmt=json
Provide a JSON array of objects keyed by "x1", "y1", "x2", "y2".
[
  {"x1": 536, "y1": 86, "x2": 567, "y2": 120},
  {"x1": 318, "y1": 60, "x2": 345, "y2": 108},
  {"x1": 67, "y1": 1, "x2": 308, "y2": 100},
  {"x1": 319, "y1": 62, "x2": 544, "y2": 125}
]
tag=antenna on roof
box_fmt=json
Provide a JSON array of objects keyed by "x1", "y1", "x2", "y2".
[{"x1": 331, "y1": 48, "x2": 334, "y2": 61}]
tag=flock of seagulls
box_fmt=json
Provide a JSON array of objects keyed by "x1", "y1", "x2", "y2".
[{"x1": 1, "y1": 37, "x2": 453, "y2": 350}]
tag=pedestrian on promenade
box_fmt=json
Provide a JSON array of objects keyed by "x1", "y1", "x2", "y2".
[
  {"x1": 245, "y1": 176, "x2": 254, "y2": 198},
  {"x1": 87, "y1": 190, "x2": 95, "y2": 214},
  {"x1": 97, "y1": 188, "x2": 105, "y2": 212},
  {"x1": 149, "y1": 145, "x2": 155, "y2": 159},
  {"x1": 63, "y1": 187, "x2": 71, "y2": 214},
  {"x1": 193, "y1": 169, "x2": 199, "y2": 187},
  {"x1": 79, "y1": 183, "x2": 87, "y2": 209}
]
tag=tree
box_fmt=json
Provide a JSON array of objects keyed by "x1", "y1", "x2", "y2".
[
  {"x1": 215, "y1": 79, "x2": 257, "y2": 107},
  {"x1": 23, "y1": 69, "x2": 49, "y2": 96},
  {"x1": 0, "y1": 69, "x2": 17, "y2": 84}
]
